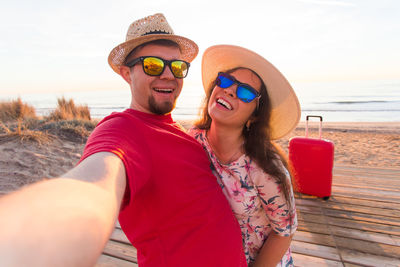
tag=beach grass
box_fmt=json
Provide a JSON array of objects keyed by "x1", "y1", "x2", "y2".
[
  {"x1": 0, "y1": 97, "x2": 97, "y2": 144},
  {"x1": 0, "y1": 98, "x2": 37, "y2": 122},
  {"x1": 0, "y1": 120, "x2": 53, "y2": 145},
  {"x1": 47, "y1": 97, "x2": 91, "y2": 121}
]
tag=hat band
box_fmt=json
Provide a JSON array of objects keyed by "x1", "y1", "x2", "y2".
[{"x1": 143, "y1": 30, "x2": 171, "y2": 36}]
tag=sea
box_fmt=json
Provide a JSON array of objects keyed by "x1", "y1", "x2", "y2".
[{"x1": 1, "y1": 79, "x2": 399, "y2": 122}]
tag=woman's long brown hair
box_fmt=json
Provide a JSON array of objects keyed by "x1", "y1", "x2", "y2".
[{"x1": 195, "y1": 67, "x2": 295, "y2": 221}]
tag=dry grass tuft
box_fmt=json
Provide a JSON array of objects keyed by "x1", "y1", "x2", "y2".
[
  {"x1": 39, "y1": 119, "x2": 97, "y2": 143},
  {"x1": 0, "y1": 120, "x2": 53, "y2": 145},
  {"x1": 0, "y1": 97, "x2": 96, "y2": 144},
  {"x1": 47, "y1": 97, "x2": 91, "y2": 121},
  {"x1": 0, "y1": 98, "x2": 37, "y2": 122}
]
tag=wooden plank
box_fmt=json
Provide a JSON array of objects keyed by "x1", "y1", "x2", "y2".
[
  {"x1": 296, "y1": 188, "x2": 400, "y2": 204},
  {"x1": 296, "y1": 203, "x2": 400, "y2": 222},
  {"x1": 297, "y1": 221, "x2": 400, "y2": 247},
  {"x1": 334, "y1": 180, "x2": 400, "y2": 192},
  {"x1": 295, "y1": 191, "x2": 400, "y2": 209},
  {"x1": 296, "y1": 198, "x2": 400, "y2": 218},
  {"x1": 296, "y1": 196, "x2": 400, "y2": 213},
  {"x1": 296, "y1": 205, "x2": 323, "y2": 215},
  {"x1": 339, "y1": 248, "x2": 400, "y2": 266},
  {"x1": 297, "y1": 204, "x2": 400, "y2": 227},
  {"x1": 293, "y1": 230, "x2": 335, "y2": 247},
  {"x1": 333, "y1": 175, "x2": 400, "y2": 187},
  {"x1": 331, "y1": 190, "x2": 400, "y2": 204},
  {"x1": 333, "y1": 165, "x2": 400, "y2": 176},
  {"x1": 322, "y1": 208, "x2": 400, "y2": 226},
  {"x1": 292, "y1": 253, "x2": 344, "y2": 267},
  {"x1": 334, "y1": 171, "x2": 400, "y2": 180},
  {"x1": 318, "y1": 195, "x2": 400, "y2": 211},
  {"x1": 96, "y1": 254, "x2": 138, "y2": 267},
  {"x1": 297, "y1": 211, "x2": 329, "y2": 224},
  {"x1": 334, "y1": 168, "x2": 400, "y2": 177},
  {"x1": 343, "y1": 263, "x2": 363, "y2": 267},
  {"x1": 334, "y1": 236, "x2": 400, "y2": 259},
  {"x1": 332, "y1": 185, "x2": 400, "y2": 199},
  {"x1": 333, "y1": 168, "x2": 400, "y2": 178},
  {"x1": 334, "y1": 164, "x2": 400, "y2": 171},
  {"x1": 297, "y1": 221, "x2": 332, "y2": 235},
  {"x1": 291, "y1": 240, "x2": 340, "y2": 261},
  {"x1": 333, "y1": 168, "x2": 400, "y2": 177},
  {"x1": 102, "y1": 240, "x2": 137, "y2": 263},
  {"x1": 334, "y1": 183, "x2": 400, "y2": 194},
  {"x1": 297, "y1": 206, "x2": 400, "y2": 226},
  {"x1": 300, "y1": 212, "x2": 400, "y2": 236},
  {"x1": 329, "y1": 225, "x2": 400, "y2": 247},
  {"x1": 391, "y1": 234, "x2": 400, "y2": 246},
  {"x1": 110, "y1": 227, "x2": 131, "y2": 244}
]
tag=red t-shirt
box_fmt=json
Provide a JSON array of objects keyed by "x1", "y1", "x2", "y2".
[{"x1": 80, "y1": 109, "x2": 247, "y2": 267}]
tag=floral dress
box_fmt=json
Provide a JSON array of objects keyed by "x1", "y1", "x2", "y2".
[{"x1": 189, "y1": 128, "x2": 298, "y2": 266}]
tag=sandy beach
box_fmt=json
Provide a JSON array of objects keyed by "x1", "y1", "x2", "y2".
[
  {"x1": 1, "y1": 121, "x2": 399, "y2": 196},
  {"x1": 275, "y1": 121, "x2": 400, "y2": 168}
]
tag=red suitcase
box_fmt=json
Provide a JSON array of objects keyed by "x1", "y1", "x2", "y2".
[{"x1": 288, "y1": 115, "x2": 334, "y2": 199}]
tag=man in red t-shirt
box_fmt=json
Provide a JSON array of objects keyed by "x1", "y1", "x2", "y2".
[{"x1": 0, "y1": 13, "x2": 246, "y2": 266}]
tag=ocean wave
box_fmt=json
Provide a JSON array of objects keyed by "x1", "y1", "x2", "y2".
[
  {"x1": 326, "y1": 100, "x2": 391, "y2": 105},
  {"x1": 302, "y1": 109, "x2": 400, "y2": 112}
]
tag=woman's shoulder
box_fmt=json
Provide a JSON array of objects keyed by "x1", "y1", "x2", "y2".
[
  {"x1": 250, "y1": 159, "x2": 290, "y2": 186},
  {"x1": 187, "y1": 126, "x2": 198, "y2": 135},
  {"x1": 187, "y1": 126, "x2": 205, "y2": 140},
  {"x1": 250, "y1": 162, "x2": 275, "y2": 184}
]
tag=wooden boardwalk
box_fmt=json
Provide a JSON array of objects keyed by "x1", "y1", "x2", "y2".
[{"x1": 96, "y1": 165, "x2": 400, "y2": 267}]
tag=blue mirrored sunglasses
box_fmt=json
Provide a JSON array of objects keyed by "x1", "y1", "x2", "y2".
[{"x1": 216, "y1": 72, "x2": 261, "y2": 103}]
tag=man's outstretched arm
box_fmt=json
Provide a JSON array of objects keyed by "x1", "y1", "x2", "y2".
[{"x1": 0, "y1": 152, "x2": 126, "y2": 267}]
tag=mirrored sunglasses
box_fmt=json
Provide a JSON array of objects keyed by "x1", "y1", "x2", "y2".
[
  {"x1": 126, "y1": 56, "x2": 190, "y2": 78},
  {"x1": 216, "y1": 72, "x2": 261, "y2": 103}
]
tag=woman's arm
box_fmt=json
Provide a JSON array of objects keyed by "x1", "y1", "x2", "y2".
[
  {"x1": 0, "y1": 152, "x2": 126, "y2": 267},
  {"x1": 252, "y1": 164, "x2": 297, "y2": 267},
  {"x1": 252, "y1": 232, "x2": 293, "y2": 267}
]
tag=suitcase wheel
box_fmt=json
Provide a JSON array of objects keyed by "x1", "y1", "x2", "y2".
[{"x1": 323, "y1": 196, "x2": 330, "y2": 201}]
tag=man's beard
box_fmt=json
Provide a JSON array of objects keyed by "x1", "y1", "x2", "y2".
[{"x1": 148, "y1": 95, "x2": 176, "y2": 115}]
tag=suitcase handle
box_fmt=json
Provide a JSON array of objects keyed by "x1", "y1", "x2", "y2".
[{"x1": 305, "y1": 115, "x2": 322, "y2": 139}]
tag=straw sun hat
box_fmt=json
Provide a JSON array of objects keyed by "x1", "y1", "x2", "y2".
[
  {"x1": 202, "y1": 45, "x2": 301, "y2": 140},
  {"x1": 108, "y1": 13, "x2": 199, "y2": 74}
]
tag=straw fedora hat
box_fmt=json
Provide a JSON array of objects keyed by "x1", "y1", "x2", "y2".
[
  {"x1": 202, "y1": 45, "x2": 301, "y2": 140},
  {"x1": 108, "y1": 13, "x2": 199, "y2": 74}
]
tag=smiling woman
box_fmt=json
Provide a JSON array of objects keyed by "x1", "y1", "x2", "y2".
[
  {"x1": 189, "y1": 44, "x2": 300, "y2": 266},
  {"x1": 207, "y1": 69, "x2": 262, "y2": 129}
]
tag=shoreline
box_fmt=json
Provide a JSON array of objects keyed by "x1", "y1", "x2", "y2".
[
  {"x1": 295, "y1": 121, "x2": 400, "y2": 134},
  {"x1": 180, "y1": 120, "x2": 400, "y2": 133}
]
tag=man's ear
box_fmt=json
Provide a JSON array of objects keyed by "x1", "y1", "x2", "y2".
[{"x1": 120, "y1": 66, "x2": 132, "y2": 84}]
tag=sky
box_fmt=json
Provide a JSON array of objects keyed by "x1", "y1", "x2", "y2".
[{"x1": 0, "y1": 0, "x2": 399, "y2": 95}]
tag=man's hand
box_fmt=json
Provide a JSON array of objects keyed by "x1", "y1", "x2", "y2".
[{"x1": 0, "y1": 152, "x2": 126, "y2": 267}]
